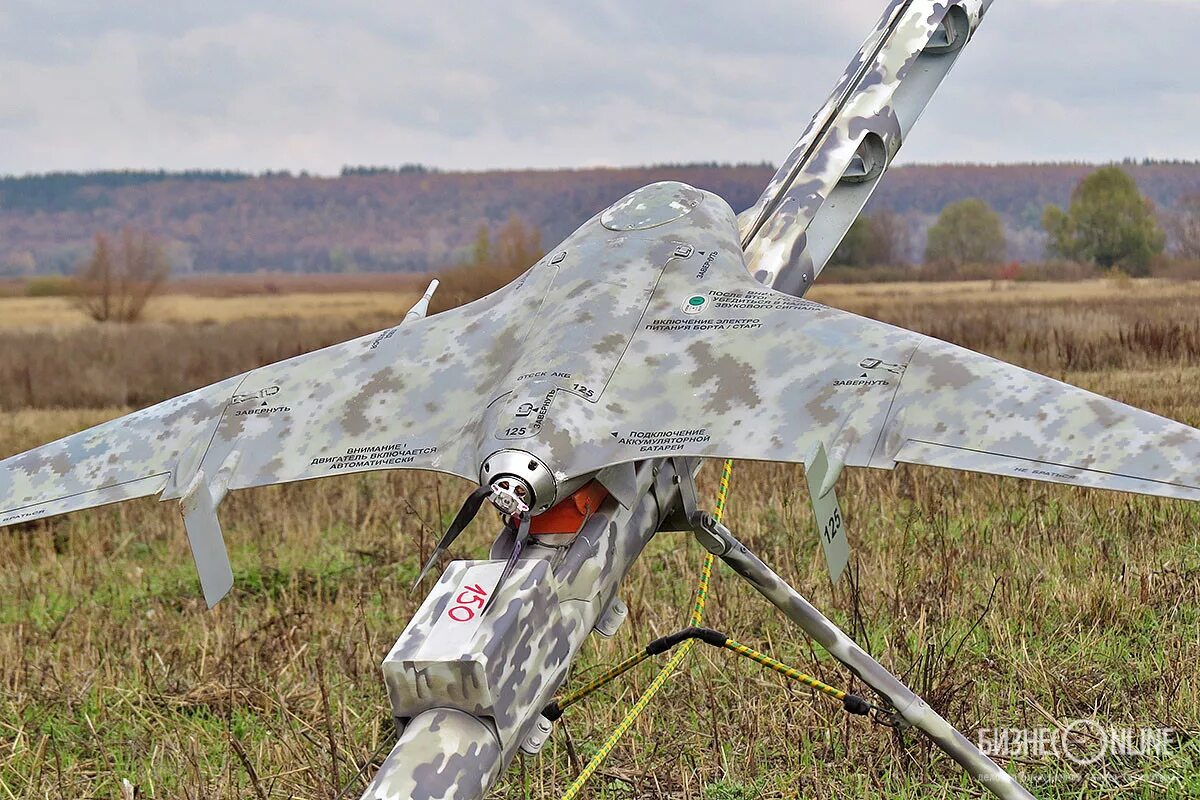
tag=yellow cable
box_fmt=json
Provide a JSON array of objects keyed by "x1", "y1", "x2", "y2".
[
  {"x1": 557, "y1": 640, "x2": 694, "y2": 800},
  {"x1": 688, "y1": 457, "x2": 731, "y2": 626},
  {"x1": 722, "y1": 640, "x2": 847, "y2": 701},
  {"x1": 553, "y1": 651, "x2": 653, "y2": 710},
  {"x1": 558, "y1": 459, "x2": 734, "y2": 800}
]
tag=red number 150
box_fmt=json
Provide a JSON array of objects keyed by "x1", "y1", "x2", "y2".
[{"x1": 446, "y1": 583, "x2": 489, "y2": 622}]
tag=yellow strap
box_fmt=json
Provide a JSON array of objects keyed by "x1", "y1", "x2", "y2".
[
  {"x1": 553, "y1": 650, "x2": 653, "y2": 710},
  {"x1": 722, "y1": 640, "x2": 847, "y2": 701},
  {"x1": 556, "y1": 639, "x2": 694, "y2": 799},
  {"x1": 558, "y1": 459, "x2": 733, "y2": 800}
]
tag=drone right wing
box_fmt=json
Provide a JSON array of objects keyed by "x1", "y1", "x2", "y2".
[
  {"x1": 531, "y1": 241, "x2": 1200, "y2": 503},
  {"x1": 864, "y1": 334, "x2": 1200, "y2": 500}
]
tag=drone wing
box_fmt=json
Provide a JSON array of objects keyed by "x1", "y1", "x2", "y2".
[
  {"x1": 0, "y1": 267, "x2": 556, "y2": 531},
  {"x1": 542, "y1": 262, "x2": 1200, "y2": 502},
  {"x1": 862, "y1": 335, "x2": 1200, "y2": 500},
  {"x1": 0, "y1": 375, "x2": 245, "y2": 528}
]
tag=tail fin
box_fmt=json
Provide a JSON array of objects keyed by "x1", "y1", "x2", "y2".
[{"x1": 739, "y1": 0, "x2": 994, "y2": 295}]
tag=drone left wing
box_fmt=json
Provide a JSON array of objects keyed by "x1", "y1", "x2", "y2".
[
  {"x1": 0, "y1": 266, "x2": 556, "y2": 529},
  {"x1": 0, "y1": 375, "x2": 246, "y2": 528}
]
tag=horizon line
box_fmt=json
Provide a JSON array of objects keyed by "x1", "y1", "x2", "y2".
[{"x1": 4, "y1": 157, "x2": 1200, "y2": 183}]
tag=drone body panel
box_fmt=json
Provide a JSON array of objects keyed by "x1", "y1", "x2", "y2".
[{"x1": 482, "y1": 184, "x2": 1200, "y2": 504}]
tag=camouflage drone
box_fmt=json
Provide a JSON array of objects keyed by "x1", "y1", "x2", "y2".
[{"x1": 3, "y1": 2, "x2": 1195, "y2": 798}]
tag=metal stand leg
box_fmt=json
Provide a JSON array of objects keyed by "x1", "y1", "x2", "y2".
[{"x1": 694, "y1": 518, "x2": 1036, "y2": 800}]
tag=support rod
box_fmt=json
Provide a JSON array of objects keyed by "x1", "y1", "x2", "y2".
[{"x1": 695, "y1": 517, "x2": 1035, "y2": 800}]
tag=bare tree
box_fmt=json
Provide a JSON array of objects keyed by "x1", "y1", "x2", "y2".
[
  {"x1": 74, "y1": 229, "x2": 171, "y2": 322},
  {"x1": 1166, "y1": 193, "x2": 1200, "y2": 260},
  {"x1": 491, "y1": 213, "x2": 542, "y2": 271}
]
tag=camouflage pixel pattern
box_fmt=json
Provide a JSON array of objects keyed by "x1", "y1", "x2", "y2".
[
  {"x1": 363, "y1": 459, "x2": 686, "y2": 798},
  {"x1": 462, "y1": 184, "x2": 1200, "y2": 504},
  {"x1": 6, "y1": 179, "x2": 1200, "y2": 552},
  {"x1": 361, "y1": 709, "x2": 501, "y2": 800},
  {"x1": 381, "y1": 559, "x2": 569, "y2": 748},
  {"x1": 0, "y1": 374, "x2": 245, "y2": 526},
  {"x1": 2, "y1": 2, "x2": 1194, "y2": 798},
  {"x1": 0, "y1": 182, "x2": 704, "y2": 525},
  {"x1": 739, "y1": 0, "x2": 995, "y2": 294}
]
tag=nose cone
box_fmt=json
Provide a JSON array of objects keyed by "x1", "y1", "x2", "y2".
[{"x1": 600, "y1": 181, "x2": 705, "y2": 231}]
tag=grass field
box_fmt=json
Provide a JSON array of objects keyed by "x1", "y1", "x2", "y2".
[{"x1": 2, "y1": 279, "x2": 1199, "y2": 799}]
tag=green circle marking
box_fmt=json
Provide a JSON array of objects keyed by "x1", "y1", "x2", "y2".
[{"x1": 688, "y1": 295, "x2": 705, "y2": 306}]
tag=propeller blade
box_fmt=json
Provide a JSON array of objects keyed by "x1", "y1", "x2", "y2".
[
  {"x1": 412, "y1": 484, "x2": 493, "y2": 589},
  {"x1": 481, "y1": 513, "x2": 532, "y2": 616}
]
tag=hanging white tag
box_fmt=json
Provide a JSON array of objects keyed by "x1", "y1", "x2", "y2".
[{"x1": 806, "y1": 442, "x2": 849, "y2": 584}]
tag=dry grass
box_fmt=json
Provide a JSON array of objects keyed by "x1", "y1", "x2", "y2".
[
  {"x1": 2, "y1": 280, "x2": 1200, "y2": 799},
  {"x1": 807, "y1": 277, "x2": 1200, "y2": 306},
  {"x1": 811, "y1": 279, "x2": 1200, "y2": 376},
  {"x1": 167, "y1": 273, "x2": 428, "y2": 298},
  {"x1": 0, "y1": 291, "x2": 418, "y2": 331},
  {"x1": 0, "y1": 317, "x2": 407, "y2": 410},
  {"x1": 6, "y1": 278, "x2": 1200, "y2": 411}
]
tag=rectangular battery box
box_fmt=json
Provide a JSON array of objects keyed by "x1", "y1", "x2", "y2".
[{"x1": 382, "y1": 559, "x2": 565, "y2": 748}]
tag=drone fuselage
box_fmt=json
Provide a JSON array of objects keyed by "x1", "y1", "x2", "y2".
[
  {"x1": 365, "y1": 182, "x2": 755, "y2": 796},
  {"x1": 468, "y1": 181, "x2": 751, "y2": 512}
]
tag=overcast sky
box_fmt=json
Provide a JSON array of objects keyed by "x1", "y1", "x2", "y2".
[{"x1": 1, "y1": 1, "x2": 1196, "y2": 176}]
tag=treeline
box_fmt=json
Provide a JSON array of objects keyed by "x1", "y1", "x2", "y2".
[
  {"x1": 0, "y1": 170, "x2": 252, "y2": 213},
  {"x1": 340, "y1": 164, "x2": 437, "y2": 177},
  {"x1": 0, "y1": 164, "x2": 776, "y2": 275},
  {"x1": 831, "y1": 165, "x2": 1199, "y2": 281},
  {"x1": 871, "y1": 163, "x2": 1200, "y2": 229},
  {"x1": 2, "y1": 162, "x2": 1199, "y2": 276}
]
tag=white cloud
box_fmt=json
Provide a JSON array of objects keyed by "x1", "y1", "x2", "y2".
[{"x1": 0, "y1": 0, "x2": 1197, "y2": 174}]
